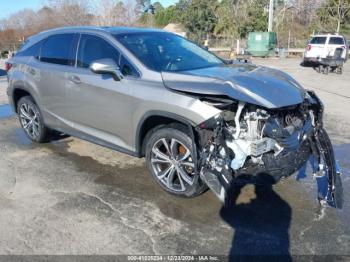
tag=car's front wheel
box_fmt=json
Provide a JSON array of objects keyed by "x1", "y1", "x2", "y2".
[
  {"x1": 17, "y1": 96, "x2": 50, "y2": 143},
  {"x1": 145, "y1": 125, "x2": 207, "y2": 197}
]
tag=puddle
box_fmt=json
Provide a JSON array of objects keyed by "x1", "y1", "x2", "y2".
[
  {"x1": 295, "y1": 143, "x2": 349, "y2": 215},
  {"x1": 0, "y1": 104, "x2": 15, "y2": 119},
  {"x1": 334, "y1": 144, "x2": 350, "y2": 172},
  {"x1": 296, "y1": 144, "x2": 349, "y2": 181},
  {"x1": 30, "y1": 137, "x2": 221, "y2": 224},
  {"x1": 14, "y1": 128, "x2": 32, "y2": 146},
  {"x1": 0, "y1": 69, "x2": 6, "y2": 77}
]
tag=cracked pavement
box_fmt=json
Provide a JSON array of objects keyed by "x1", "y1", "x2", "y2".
[{"x1": 0, "y1": 59, "x2": 350, "y2": 256}]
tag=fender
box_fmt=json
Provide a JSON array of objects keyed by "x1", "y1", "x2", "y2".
[
  {"x1": 10, "y1": 86, "x2": 37, "y2": 112},
  {"x1": 8, "y1": 62, "x2": 41, "y2": 112},
  {"x1": 135, "y1": 110, "x2": 197, "y2": 156}
]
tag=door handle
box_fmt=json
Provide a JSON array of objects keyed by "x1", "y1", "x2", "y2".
[{"x1": 68, "y1": 75, "x2": 82, "y2": 84}]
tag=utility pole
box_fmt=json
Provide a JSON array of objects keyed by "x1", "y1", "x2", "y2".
[{"x1": 268, "y1": 0, "x2": 274, "y2": 32}]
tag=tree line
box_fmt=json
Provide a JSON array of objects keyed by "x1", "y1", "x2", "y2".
[
  {"x1": 1, "y1": 0, "x2": 349, "y2": 52},
  {"x1": 143, "y1": 0, "x2": 350, "y2": 47}
]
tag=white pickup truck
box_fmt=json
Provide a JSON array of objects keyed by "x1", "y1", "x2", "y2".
[{"x1": 303, "y1": 34, "x2": 348, "y2": 64}]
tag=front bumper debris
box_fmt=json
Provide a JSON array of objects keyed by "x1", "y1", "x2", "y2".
[{"x1": 196, "y1": 98, "x2": 343, "y2": 208}]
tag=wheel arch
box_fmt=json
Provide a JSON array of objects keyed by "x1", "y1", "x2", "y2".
[
  {"x1": 12, "y1": 87, "x2": 35, "y2": 113},
  {"x1": 135, "y1": 111, "x2": 197, "y2": 157}
]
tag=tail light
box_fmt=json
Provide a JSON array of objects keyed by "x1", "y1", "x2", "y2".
[
  {"x1": 307, "y1": 44, "x2": 312, "y2": 51},
  {"x1": 5, "y1": 62, "x2": 12, "y2": 72}
]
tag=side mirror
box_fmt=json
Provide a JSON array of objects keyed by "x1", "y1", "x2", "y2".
[{"x1": 90, "y1": 59, "x2": 123, "y2": 81}]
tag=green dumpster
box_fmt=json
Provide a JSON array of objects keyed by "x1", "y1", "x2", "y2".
[{"x1": 247, "y1": 32, "x2": 277, "y2": 57}]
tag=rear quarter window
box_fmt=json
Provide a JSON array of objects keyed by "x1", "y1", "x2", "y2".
[
  {"x1": 310, "y1": 37, "x2": 327, "y2": 44},
  {"x1": 328, "y1": 37, "x2": 345, "y2": 45},
  {"x1": 15, "y1": 40, "x2": 44, "y2": 58}
]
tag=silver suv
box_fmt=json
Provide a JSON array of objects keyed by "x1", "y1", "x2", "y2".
[{"x1": 6, "y1": 27, "x2": 342, "y2": 206}]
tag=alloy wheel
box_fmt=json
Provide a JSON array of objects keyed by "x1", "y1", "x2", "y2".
[
  {"x1": 151, "y1": 138, "x2": 195, "y2": 192},
  {"x1": 19, "y1": 102, "x2": 41, "y2": 140}
]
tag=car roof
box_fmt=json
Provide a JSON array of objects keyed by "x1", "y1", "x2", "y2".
[
  {"x1": 25, "y1": 26, "x2": 166, "y2": 45},
  {"x1": 37, "y1": 26, "x2": 164, "y2": 36},
  {"x1": 311, "y1": 34, "x2": 344, "y2": 38}
]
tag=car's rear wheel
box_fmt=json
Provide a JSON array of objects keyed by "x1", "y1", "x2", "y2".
[
  {"x1": 145, "y1": 125, "x2": 207, "y2": 197},
  {"x1": 17, "y1": 96, "x2": 50, "y2": 143}
]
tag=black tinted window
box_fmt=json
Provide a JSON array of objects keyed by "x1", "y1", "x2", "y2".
[
  {"x1": 310, "y1": 37, "x2": 327, "y2": 44},
  {"x1": 328, "y1": 37, "x2": 344, "y2": 45},
  {"x1": 16, "y1": 40, "x2": 43, "y2": 58},
  {"x1": 77, "y1": 34, "x2": 120, "y2": 68},
  {"x1": 41, "y1": 34, "x2": 76, "y2": 66}
]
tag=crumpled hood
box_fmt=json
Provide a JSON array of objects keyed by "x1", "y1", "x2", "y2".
[{"x1": 161, "y1": 63, "x2": 305, "y2": 109}]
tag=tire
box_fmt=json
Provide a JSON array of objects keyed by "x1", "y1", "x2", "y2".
[
  {"x1": 321, "y1": 66, "x2": 329, "y2": 74},
  {"x1": 324, "y1": 66, "x2": 329, "y2": 75},
  {"x1": 145, "y1": 124, "x2": 207, "y2": 198},
  {"x1": 337, "y1": 66, "x2": 343, "y2": 75},
  {"x1": 17, "y1": 96, "x2": 51, "y2": 143}
]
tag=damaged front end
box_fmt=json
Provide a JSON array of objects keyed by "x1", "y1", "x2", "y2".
[{"x1": 195, "y1": 91, "x2": 343, "y2": 208}]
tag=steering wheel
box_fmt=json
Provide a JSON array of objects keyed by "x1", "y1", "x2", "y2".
[{"x1": 165, "y1": 56, "x2": 183, "y2": 71}]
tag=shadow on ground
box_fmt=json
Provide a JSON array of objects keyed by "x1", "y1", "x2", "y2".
[
  {"x1": 300, "y1": 61, "x2": 321, "y2": 71},
  {"x1": 220, "y1": 173, "x2": 292, "y2": 261}
]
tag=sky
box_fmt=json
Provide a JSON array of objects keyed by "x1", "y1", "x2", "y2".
[{"x1": 0, "y1": 0, "x2": 178, "y2": 19}]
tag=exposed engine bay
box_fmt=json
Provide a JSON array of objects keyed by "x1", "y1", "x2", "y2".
[{"x1": 195, "y1": 91, "x2": 343, "y2": 208}]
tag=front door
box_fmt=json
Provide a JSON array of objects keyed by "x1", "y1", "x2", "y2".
[{"x1": 65, "y1": 34, "x2": 140, "y2": 151}]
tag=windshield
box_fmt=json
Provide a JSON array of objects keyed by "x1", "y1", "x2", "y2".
[{"x1": 114, "y1": 32, "x2": 223, "y2": 72}]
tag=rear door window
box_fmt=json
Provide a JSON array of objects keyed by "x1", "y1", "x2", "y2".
[
  {"x1": 40, "y1": 34, "x2": 76, "y2": 66},
  {"x1": 328, "y1": 37, "x2": 344, "y2": 45},
  {"x1": 77, "y1": 34, "x2": 120, "y2": 68},
  {"x1": 310, "y1": 37, "x2": 327, "y2": 45}
]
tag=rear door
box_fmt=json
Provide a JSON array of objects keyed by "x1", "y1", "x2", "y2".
[{"x1": 35, "y1": 33, "x2": 78, "y2": 127}]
